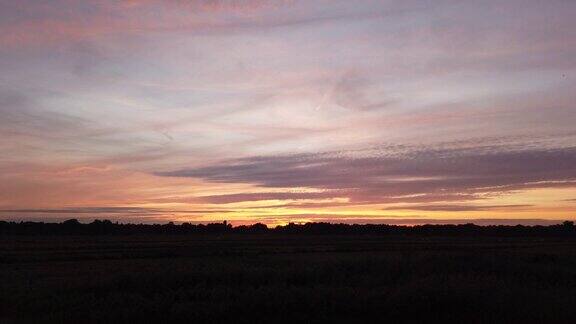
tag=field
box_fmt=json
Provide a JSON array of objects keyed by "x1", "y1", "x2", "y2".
[{"x1": 2, "y1": 234, "x2": 576, "y2": 323}]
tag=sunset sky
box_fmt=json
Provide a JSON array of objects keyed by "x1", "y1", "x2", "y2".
[{"x1": 1, "y1": 0, "x2": 575, "y2": 225}]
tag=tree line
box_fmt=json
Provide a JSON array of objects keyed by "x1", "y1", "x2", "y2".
[{"x1": 0, "y1": 219, "x2": 575, "y2": 236}]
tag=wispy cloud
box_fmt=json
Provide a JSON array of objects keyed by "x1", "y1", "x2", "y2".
[
  {"x1": 1, "y1": 0, "x2": 576, "y2": 224},
  {"x1": 158, "y1": 144, "x2": 576, "y2": 204},
  {"x1": 228, "y1": 216, "x2": 566, "y2": 227},
  {"x1": 382, "y1": 204, "x2": 534, "y2": 212},
  {"x1": 0, "y1": 0, "x2": 380, "y2": 48},
  {"x1": 0, "y1": 207, "x2": 233, "y2": 214}
]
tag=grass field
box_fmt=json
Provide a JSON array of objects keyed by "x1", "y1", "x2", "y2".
[{"x1": 2, "y1": 234, "x2": 576, "y2": 323}]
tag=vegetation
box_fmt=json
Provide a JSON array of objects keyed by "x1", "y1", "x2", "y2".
[{"x1": 1, "y1": 219, "x2": 575, "y2": 236}]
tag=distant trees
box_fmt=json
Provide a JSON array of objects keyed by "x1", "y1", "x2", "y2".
[
  {"x1": 62, "y1": 219, "x2": 80, "y2": 226},
  {"x1": 234, "y1": 223, "x2": 268, "y2": 233},
  {"x1": 0, "y1": 219, "x2": 575, "y2": 237}
]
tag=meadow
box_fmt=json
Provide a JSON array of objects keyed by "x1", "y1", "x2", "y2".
[{"x1": 2, "y1": 229, "x2": 576, "y2": 323}]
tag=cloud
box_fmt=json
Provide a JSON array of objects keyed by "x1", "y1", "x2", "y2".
[
  {"x1": 2, "y1": 0, "x2": 576, "y2": 224},
  {"x1": 0, "y1": 89, "x2": 87, "y2": 136},
  {"x1": 0, "y1": 207, "x2": 154, "y2": 214},
  {"x1": 158, "y1": 144, "x2": 576, "y2": 204},
  {"x1": 329, "y1": 71, "x2": 395, "y2": 111},
  {"x1": 196, "y1": 191, "x2": 346, "y2": 204},
  {"x1": 382, "y1": 204, "x2": 533, "y2": 212},
  {"x1": 229, "y1": 215, "x2": 566, "y2": 226},
  {"x1": 375, "y1": 219, "x2": 565, "y2": 226},
  {"x1": 0, "y1": 0, "x2": 390, "y2": 49},
  {"x1": 0, "y1": 206, "x2": 236, "y2": 224},
  {"x1": 0, "y1": 207, "x2": 233, "y2": 214},
  {"x1": 199, "y1": 192, "x2": 483, "y2": 206}
]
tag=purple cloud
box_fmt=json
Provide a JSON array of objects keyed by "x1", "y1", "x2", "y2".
[{"x1": 158, "y1": 144, "x2": 576, "y2": 204}]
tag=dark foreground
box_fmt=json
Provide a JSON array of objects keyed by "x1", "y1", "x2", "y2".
[{"x1": 2, "y1": 234, "x2": 576, "y2": 323}]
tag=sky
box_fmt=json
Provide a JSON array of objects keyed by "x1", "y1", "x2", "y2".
[{"x1": 1, "y1": 0, "x2": 575, "y2": 225}]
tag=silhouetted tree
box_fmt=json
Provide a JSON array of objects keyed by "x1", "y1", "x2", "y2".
[{"x1": 1, "y1": 219, "x2": 576, "y2": 237}]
